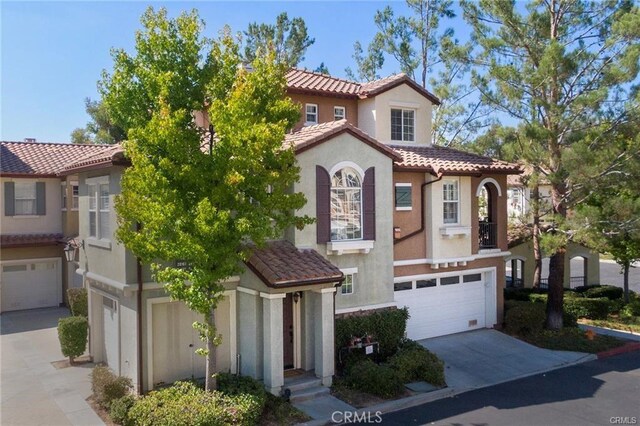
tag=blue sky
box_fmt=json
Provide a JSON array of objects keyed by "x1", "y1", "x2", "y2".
[{"x1": 3, "y1": 1, "x2": 466, "y2": 143}]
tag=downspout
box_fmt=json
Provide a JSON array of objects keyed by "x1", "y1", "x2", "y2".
[
  {"x1": 136, "y1": 224, "x2": 144, "y2": 395},
  {"x1": 394, "y1": 173, "x2": 443, "y2": 245}
]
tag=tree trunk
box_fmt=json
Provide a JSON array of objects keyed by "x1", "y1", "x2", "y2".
[
  {"x1": 546, "y1": 248, "x2": 565, "y2": 330},
  {"x1": 204, "y1": 306, "x2": 217, "y2": 391},
  {"x1": 623, "y1": 262, "x2": 630, "y2": 304},
  {"x1": 532, "y1": 185, "x2": 542, "y2": 289}
]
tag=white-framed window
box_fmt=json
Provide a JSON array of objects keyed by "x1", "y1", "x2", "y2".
[
  {"x1": 61, "y1": 182, "x2": 67, "y2": 210},
  {"x1": 305, "y1": 104, "x2": 318, "y2": 124},
  {"x1": 331, "y1": 167, "x2": 362, "y2": 241},
  {"x1": 395, "y1": 183, "x2": 412, "y2": 210},
  {"x1": 341, "y1": 273, "x2": 355, "y2": 295},
  {"x1": 391, "y1": 108, "x2": 415, "y2": 142},
  {"x1": 334, "y1": 106, "x2": 346, "y2": 121},
  {"x1": 443, "y1": 180, "x2": 459, "y2": 224},
  {"x1": 87, "y1": 177, "x2": 110, "y2": 240},
  {"x1": 71, "y1": 182, "x2": 79, "y2": 210},
  {"x1": 14, "y1": 182, "x2": 37, "y2": 216}
]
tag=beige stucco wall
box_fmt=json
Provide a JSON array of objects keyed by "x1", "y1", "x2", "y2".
[
  {"x1": 1, "y1": 177, "x2": 62, "y2": 234},
  {"x1": 357, "y1": 84, "x2": 434, "y2": 145},
  {"x1": 289, "y1": 93, "x2": 359, "y2": 131},
  {"x1": 293, "y1": 132, "x2": 395, "y2": 310}
]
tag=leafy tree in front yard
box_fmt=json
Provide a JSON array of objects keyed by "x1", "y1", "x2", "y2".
[{"x1": 101, "y1": 7, "x2": 312, "y2": 391}]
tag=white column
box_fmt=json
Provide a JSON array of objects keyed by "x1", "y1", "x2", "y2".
[
  {"x1": 260, "y1": 292, "x2": 285, "y2": 395},
  {"x1": 313, "y1": 287, "x2": 336, "y2": 386}
]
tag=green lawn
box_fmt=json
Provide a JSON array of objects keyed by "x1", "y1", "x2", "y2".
[
  {"x1": 519, "y1": 327, "x2": 626, "y2": 353},
  {"x1": 581, "y1": 315, "x2": 640, "y2": 334}
]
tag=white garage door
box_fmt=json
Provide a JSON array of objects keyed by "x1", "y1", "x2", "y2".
[
  {"x1": 1, "y1": 259, "x2": 61, "y2": 312},
  {"x1": 395, "y1": 272, "x2": 491, "y2": 340}
]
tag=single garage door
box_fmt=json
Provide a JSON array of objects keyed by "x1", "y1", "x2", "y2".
[
  {"x1": 395, "y1": 271, "x2": 491, "y2": 340},
  {"x1": 1, "y1": 259, "x2": 61, "y2": 312}
]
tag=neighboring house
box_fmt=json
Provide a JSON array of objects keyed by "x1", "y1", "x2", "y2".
[
  {"x1": 52, "y1": 68, "x2": 519, "y2": 395},
  {"x1": 506, "y1": 168, "x2": 553, "y2": 223},
  {"x1": 0, "y1": 140, "x2": 109, "y2": 313}
]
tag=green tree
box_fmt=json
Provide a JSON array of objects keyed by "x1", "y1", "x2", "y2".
[
  {"x1": 347, "y1": 0, "x2": 492, "y2": 146},
  {"x1": 100, "y1": 7, "x2": 312, "y2": 391},
  {"x1": 314, "y1": 62, "x2": 330, "y2": 74},
  {"x1": 70, "y1": 98, "x2": 126, "y2": 144},
  {"x1": 244, "y1": 12, "x2": 314, "y2": 67},
  {"x1": 463, "y1": 0, "x2": 640, "y2": 328}
]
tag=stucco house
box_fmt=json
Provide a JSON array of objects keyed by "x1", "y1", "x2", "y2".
[
  {"x1": 0, "y1": 140, "x2": 109, "y2": 313},
  {"x1": 5, "y1": 68, "x2": 521, "y2": 396}
]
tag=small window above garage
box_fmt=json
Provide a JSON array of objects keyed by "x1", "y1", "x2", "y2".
[{"x1": 395, "y1": 183, "x2": 412, "y2": 211}]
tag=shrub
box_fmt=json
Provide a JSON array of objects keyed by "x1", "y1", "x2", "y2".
[
  {"x1": 584, "y1": 285, "x2": 623, "y2": 301},
  {"x1": 388, "y1": 344, "x2": 445, "y2": 387},
  {"x1": 57, "y1": 316, "x2": 88, "y2": 362},
  {"x1": 127, "y1": 381, "x2": 262, "y2": 426},
  {"x1": 91, "y1": 366, "x2": 132, "y2": 410},
  {"x1": 528, "y1": 293, "x2": 548, "y2": 304},
  {"x1": 504, "y1": 288, "x2": 536, "y2": 301},
  {"x1": 344, "y1": 360, "x2": 404, "y2": 398},
  {"x1": 622, "y1": 300, "x2": 640, "y2": 317},
  {"x1": 505, "y1": 304, "x2": 545, "y2": 336},
  {"x1": 67, "y1": 288, "x2": 88, "y2": 317},
  {"x1": 335, "y1": 308, "x2": 409, "y2": 360},
  {"x1": 110, "y1": 395, "x2": 136, "y2": 426},
  {"x1": 573, "y1": 284, "x2": 601, "y2": 294},
  {"x1": 564, "y1": 297, "x2": 610, "y2": 320},
  {"x1": 217, "y1": 373, "x2": 267, "y2": 412}
]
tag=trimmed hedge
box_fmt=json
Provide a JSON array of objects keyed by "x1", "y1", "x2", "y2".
[
  {"x1": 127, "y1": 381, "x2": 263, "y2": 426},
  {"x1": 583, "y1": 285, "x2": 623, "y2": 301},
  {"x1": 622, "y1": 300, "x2": 640, "y2": 317},
  {"x1": 57, "y1": 316, "x2": 88, "y2": 362},
  {"x1": 110, "y1": 395, "x2": 136, "y2": 426},
  {"x1": 335, "y1": 308, "x2": 409, "y2": 360},
  {"x1": 565, "y1": 297, "x2": 610, "y2": 320},
  {"x1": 388, "y1": 344, "x2": 445, "y2": 387},
  {"x1": 504, "y1": 288, "x2": 537, "y2": 301},
  {"x1": 217, "y1": 373, "x2": 267, "y2": 413},
  {"x1": 505, "y1": 304, "x2": 545, "y2": 336},
  {"x1": 67, "y1": 288, "x2": 88, "y2": 317},
  {"x1": 344, "y1": 360, "x2": 404, "y2": 398},
  {"x1": 91, "y1": 366, "x2": 133, "y2": 410}
]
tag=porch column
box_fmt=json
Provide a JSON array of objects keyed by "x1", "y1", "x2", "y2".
[
  {"x1": 260, "y1": 292, "x2": 285, "y2": 395},
  {"x1": 313, "y1": 287, "x2": 336, "y2": 386}
]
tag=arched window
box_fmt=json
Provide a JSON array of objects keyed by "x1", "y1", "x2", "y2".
[{"x1": 331, "y1": 167, "x2": 362, "y2": 240}]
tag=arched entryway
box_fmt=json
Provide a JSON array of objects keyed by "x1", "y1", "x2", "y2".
[
  {"x1": 477, "y1": 179, "x2": 501, "y2": 249},
  {"x1": 570, "y1": 256, "x2": 588, "y2": 288},
  {"x1": 505, "y1": 258, "x2": 525, "y2": 288}
]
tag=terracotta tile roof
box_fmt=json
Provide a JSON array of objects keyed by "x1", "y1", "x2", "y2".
[
  {"x1": 391, "y1": 144, "x2": 523, "y2": 175},
  {"x1": 1, "y1": 141, "x2": 115, "y2": 177},
  {"x1": 1, "y1": 233, "x2": 64, "y2": 248},
  {"x1": 286, "y1": 68, "x2": 440, "y2": 105},
  {"x1": 246, "y1": 240, "x2": 344, "y2": 288},
  {"x1": 285, "y1": 120, "x2": 401, "y2": 161},
  {"x1": 60, "y1": 144, "x2": 127, "y2": 174}
]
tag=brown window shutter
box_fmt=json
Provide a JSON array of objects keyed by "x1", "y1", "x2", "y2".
[
  {"x1": 316, "y1": 166, "x2": 331, "y2": 243},
  {"x1": 363, "y1": 167, "x2": 375, "y2": 240},
  {"x1": 36, "y1": 182, "x2": 46, "y2": 215},
  {"x1": 4, "y1": 182, "x2": 15, "y2": 216}
]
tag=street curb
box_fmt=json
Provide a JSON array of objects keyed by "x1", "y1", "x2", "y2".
[
  {"x1": 597, "y1": 342, "x2": 640, "y2": 359},
  {"x1": 297, "y1": 354, "x2": 597, "y2": 425}
]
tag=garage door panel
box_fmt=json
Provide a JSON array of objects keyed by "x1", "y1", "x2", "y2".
[{"x1": 1, "y1": 260, "x2": 60, "y2": 312}]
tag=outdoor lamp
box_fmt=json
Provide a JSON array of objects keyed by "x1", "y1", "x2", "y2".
[{"x1": 64, "y1": 240, "x2": 84, "y2": 262}]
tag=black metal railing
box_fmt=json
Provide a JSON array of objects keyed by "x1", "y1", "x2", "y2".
[
  {"x1": 479, "y1": 221, "x2": 497, "y2": 249},
  {"x1": 505, "y1": 277, "x2": 524, "y2": 288},
  {"x1": 539, "y1": 276, "x2": 586, "y2": 290}
]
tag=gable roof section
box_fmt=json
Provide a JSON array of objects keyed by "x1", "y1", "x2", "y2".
[
  {"x1": 286, "y1": 68, "x2": 440, "y2": 105},
  {"x1": 59, "y1": 144, "x2": 127, "y2": 175},
  {"x1": 392, "y1": 144, "x2": 522, "y2": 176},
  {"x1": 286, "y1": 120, "x2": 401, "y2": 161},
  {"x1": 246, "y1": 240, "x2": 344, "y2": 288},
  {"x1": 1, "y1": 141, "x2": 114, "y2": 177}
]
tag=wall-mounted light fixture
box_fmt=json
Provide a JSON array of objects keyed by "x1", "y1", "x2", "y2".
[
  {"x1": 394, "y1": 227, "x2": 402, "y2": 240},
  {"x1": 64, "y1": 239, "x2": 84, "y2": 262},
  {"x1": 293, "y1": 291, "x2": 303, "y2": 304}
]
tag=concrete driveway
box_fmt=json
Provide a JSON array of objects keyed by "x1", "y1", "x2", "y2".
[
  {"x1": 1, "y1": 307, "x2": 103, "y2": 426},
  {"x1": 419, "y1": 329, "x2": 594, "y2": 391}
]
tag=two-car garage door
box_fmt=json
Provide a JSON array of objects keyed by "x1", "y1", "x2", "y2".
[
  {"x1": 1, "y1": 259, "x2": 62, "y2": 312},
  {"x1": 394, "y1": 269, "x2": 496, "y2": 340}
]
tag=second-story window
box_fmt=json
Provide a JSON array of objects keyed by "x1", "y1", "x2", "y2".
[
  {"x1": 88, "y1": 179, "x2": 110, "y2": 239},
  {"x1": 72, "y1": 184, "x2": 79, "y2": 210},
  {"x1": 443, "y1": 180, "x2": 459, "y2": 224},
  {"x1": 331, "y1": 167, "x2": 362, "y2": 241},
  {"x1": 334, "y1": 106, "x2": 346, "y2": 121},
  {"x1": 14, "y1": 182, "x2": 37, "y2": 215},
  {"x1": 391, "y1": 109, "x2": 415, "y2": 142},
  {"x1": 395, "y1": 183, "x2": 412, "y2": 210},
  {"x1": 341, "y1": 273, "x2": 355, "y2": 295},
  {"x1": 305, "y1": 104, "x2": 318, "y2": 124}
]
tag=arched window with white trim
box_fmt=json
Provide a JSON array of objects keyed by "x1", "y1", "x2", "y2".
[{"x1": 331, "y1": 167, "x2": 362, "y2": 241}]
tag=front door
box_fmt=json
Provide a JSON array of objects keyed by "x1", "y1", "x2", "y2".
[{"x1": 283, "y1": 293, "x2": 294, "y2": 369}]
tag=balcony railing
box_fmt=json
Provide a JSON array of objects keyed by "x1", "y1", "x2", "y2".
[
  {"x1": 539, "y1": 276, "x2": 586, "y2": 290},
  {"x1": 478, "y1": 221, "x2": 497, "y2": 249}
]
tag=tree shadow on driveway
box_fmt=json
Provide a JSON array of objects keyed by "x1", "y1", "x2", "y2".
[{"x1": 1, "y1": 307, "x2": 69, "y2": 335}]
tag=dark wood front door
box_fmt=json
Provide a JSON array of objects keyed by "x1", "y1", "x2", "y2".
[{"x1": 283, "y1": 293, "x2": 294, "y2": 369}]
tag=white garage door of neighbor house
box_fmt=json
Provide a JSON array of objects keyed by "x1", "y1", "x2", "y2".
[
  {"x1": 103, "y1": 297, "x2": 120, "y2": 374},
  {"x1": 1, "y1": 260, "x2": 61, "y2": 312},
  {"x1": 394, "y1": 272, "x2": 489, "y2": 340}
]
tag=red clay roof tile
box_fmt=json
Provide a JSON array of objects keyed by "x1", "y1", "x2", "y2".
[
  {"x1": 1, "y1": 233, "x2": 64, "y2": 248},
  {"x1": 60, "y1": 144, "x2": 126, "y2": 174}
]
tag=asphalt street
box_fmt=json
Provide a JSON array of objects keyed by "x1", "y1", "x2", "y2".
[
  {"x1": 598, "y1": 260, "x2": 640, "y2": 293},
  {"x1": 382, "y1": 351, "x2": 640, "y2": 426}
]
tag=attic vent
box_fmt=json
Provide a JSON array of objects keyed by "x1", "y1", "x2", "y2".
[
  {"x1": 468, "y1": 319, "x2": 478, "y2": 327},
  {"x1": 24, "y1": 138, "x2": 36, "y2": 143}
]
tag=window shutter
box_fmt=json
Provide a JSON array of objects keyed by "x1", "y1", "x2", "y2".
[
  {"x1": 4, "y1": 182, "x2": 15, "y2": 216},
  {"x1": 36, "y1": 182, "x2": 46, "y2": 215},
  {"x1": 363, "y1": 167, "x2": 376, "y2": 240},
  {"x1": 316, "y1": 166, "x2": 331, "y2": 243}
]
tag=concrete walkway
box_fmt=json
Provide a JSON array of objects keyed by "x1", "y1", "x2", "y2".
[
  {"x1": 419, "y1": 329, "x2": 594, "y2": 391},
  {"x1": 1, "y1": 307, "x2": 103, "y2": 426}
]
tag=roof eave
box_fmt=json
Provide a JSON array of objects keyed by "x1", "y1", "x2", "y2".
[
  {"x1": 360, "y1": 78, "x2": 441, "y2": 106},
  {"x1": 0, "y1": 173, "x2": 59, "y2": 179}
]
